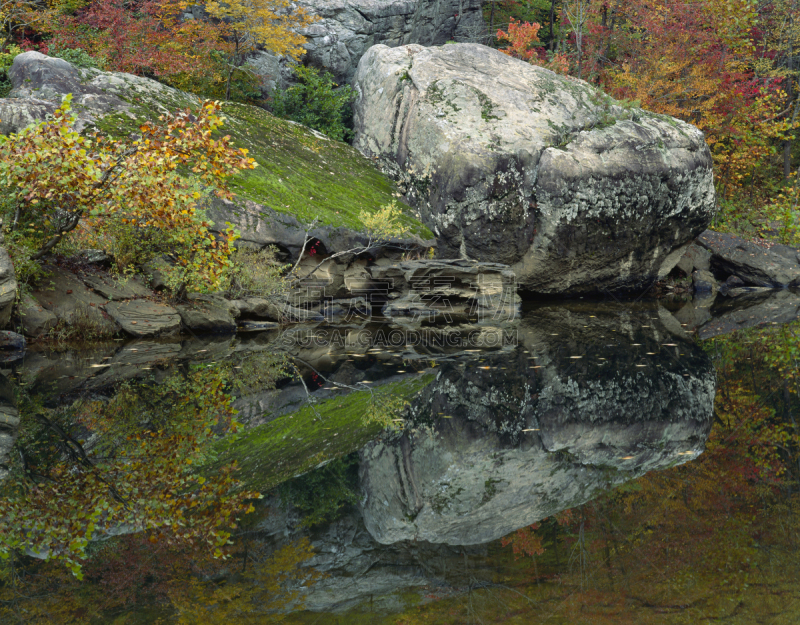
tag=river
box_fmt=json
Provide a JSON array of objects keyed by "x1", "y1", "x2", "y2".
[{"x1": 1, "y1": 292, "x2": 799, "y2": 623}]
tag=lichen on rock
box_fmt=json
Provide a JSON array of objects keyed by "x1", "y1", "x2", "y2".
[{"x1": 352, "y1": 43, "x2": 717, "y2": 294}]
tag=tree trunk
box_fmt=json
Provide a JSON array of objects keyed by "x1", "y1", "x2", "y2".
[{"x1": 226, "y1": 36, "x2": 241, "y2": 102}]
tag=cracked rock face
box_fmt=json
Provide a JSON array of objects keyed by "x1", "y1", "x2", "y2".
[
  {"x1": 294, "y1": 0, "x2": 486, "y2": 85},
  {"x1": 352, "y1": 43, "x2": 716, "y2": 294},
  {"x1": 358, "y1": 302, "x2": 716, "y2": 545}
]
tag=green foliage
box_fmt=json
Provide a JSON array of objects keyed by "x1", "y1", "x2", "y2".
[
  {"x1": 277, "y1": 453, "x2": 359, "y2": 528},
  {"x1": 0, "y1": 43, "x2": 21, "y2": 97},
  {"x1": 0, "y1": 96, "x2": 254, "y2": 292},
  {"x1": 163, "y1": 50, "x2": 263, "y2": 104},
  {"x1": 46, "y1": 45, "x2": 106, "y2": 69},
  {"x1": 271, "y1": 65, "x2": 356, "y2": 142},
  {"x1": 0, "y1": 194, "x2": 47, "y2": 291},
  {"x1": 359, "y1": 201, "x2": 410, "y2": 241},
  {"x1": 226, "y1": 244, "x2": 290, "y2": 300},
  {"x1": 0, "y1": 357, "x2": 288, "y2": 577}
]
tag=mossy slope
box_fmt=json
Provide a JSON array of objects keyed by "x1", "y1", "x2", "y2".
[
  {"x1": 86, "y1": 68, "x2": 430, "y2": 238},
  {"x1": 221, "y1": 102, "x2": 431, "y2": 238},
  {"x1": 206, "y1": 374, "x2": 434, "y2": 494}
]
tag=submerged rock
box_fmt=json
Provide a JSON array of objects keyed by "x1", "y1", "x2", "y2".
[{"x1": 353, "y1": 43, "x2": 716, "y2": 294}]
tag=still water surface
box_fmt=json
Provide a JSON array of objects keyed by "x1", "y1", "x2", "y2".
[{"x1": 1, "y1": 296, "x2": 799, "y2": 623}]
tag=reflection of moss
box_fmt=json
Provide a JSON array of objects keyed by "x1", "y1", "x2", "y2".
[
  {"x1": 206, "y1": 374, "x2": 434, "y2": 493},
  {"x1": 277, "y1": 452, "x2": 359, "y2": 528}
]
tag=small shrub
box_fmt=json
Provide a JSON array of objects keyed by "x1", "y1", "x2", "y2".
[
  {"x1": 271, "y1": 65, "x2": 355, "y2": 141},
  {"x1": 47, "y1": 304, "x2": 115, "y2": 343},
  {"x1": 46, "y1": 46, "x2": 107, "y2": 70},
  {"x1": 359, "y1": 201, "x2": 410, "y2": 241},
  {"x1": 226, "y1": 244, "x2": 290, "y2": 300}
]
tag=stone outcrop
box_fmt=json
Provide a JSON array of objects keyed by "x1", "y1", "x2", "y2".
[
  {"x1": 696, "y1": 230, "x2": 800, "y2": 287},
  {"x1": 367, "y1": 258, "x2": 519, "y2": 322},
  {"x1": 18, "y1": 295, "x2": 58, "y2": 338},
  {"x1": 3, "y1": 52, "x2": 201, "y2": 135},
  {"x1": 0, "y1": 237, "x2": 19, "y2": 326},
  {"x1": 353, "y1": 43, "x2": 716, "y2": 294},
  {"x1": 675, "y1": 241, "x2": 712, "y2": 275},
  {"x1": 28, "y1": 265, "x2": 120, "y2": 337},
  {"x1": 175, "y1": 294, "x2": 237, "y2": 334},
  {"x1": 358, "y1": 302, "x2": 716, "y2": 545},
  {"x1": 294, "y1": 0, "x2": 486, "y2": 85},
  {"x1": 104, "y1": 300, "x2": 182, "y2": 337}
]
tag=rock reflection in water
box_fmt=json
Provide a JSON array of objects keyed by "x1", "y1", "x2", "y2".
[
  {"x1": 358, "y1": 303, "x2": 716, "y2": 545},
  {"x1": 249, "y1": 304, "x2": 717, "y2": 613}
]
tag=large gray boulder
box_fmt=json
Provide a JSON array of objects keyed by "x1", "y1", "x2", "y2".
[
  {"x1": 358, "y1": 302, "x2": 716, "y2": 545},
  {"x1": 353, "y1": 43, "x2": 717, "y2": 294}
]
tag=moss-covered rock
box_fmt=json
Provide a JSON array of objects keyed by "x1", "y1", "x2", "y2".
[{"x1": 2, "y1": 52, "x2": 432, "y2": 247}]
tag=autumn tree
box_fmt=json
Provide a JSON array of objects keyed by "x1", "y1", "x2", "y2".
[
  {"x1": 204, "y1": 0, "x2": 315, "y2": 101},
  {"x1": 0, "y1": 96, "x2": 255, "y2": 291},
  {"x1": 496, "y1": 17, "x2": 569, "y2": 73},
  {"x1": 0, "y1": 0, "x2": 42, "y2": 47}
]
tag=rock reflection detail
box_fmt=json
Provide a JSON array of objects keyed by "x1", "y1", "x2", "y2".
[{"x1": 358, "y1": 303, "x2": 716, "y2": 545}]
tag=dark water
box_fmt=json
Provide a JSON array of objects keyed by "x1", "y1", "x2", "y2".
[{"x1": 2, "y1": 294, "x2": 800, "y2": 623}]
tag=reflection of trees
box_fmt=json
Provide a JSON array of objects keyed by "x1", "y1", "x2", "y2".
[
  {"x1": 0, "y1": 351, "x2": 289, "y2": 584},
  {"x1": 171, "y1": 537, "x2": 319, "y2": 623}
]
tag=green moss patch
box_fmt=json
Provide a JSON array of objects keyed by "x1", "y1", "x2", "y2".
[
  {"x1": 219, "y1": 102, "x2": 431, "y2": 238},
  {"x1": 206, "y1": 374, "x2": 434, "y2": 494}
]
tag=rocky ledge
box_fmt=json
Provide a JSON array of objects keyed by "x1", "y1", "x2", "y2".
[{"x1": 11, "y1": 257, "x2": 520, "y2": 340}]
